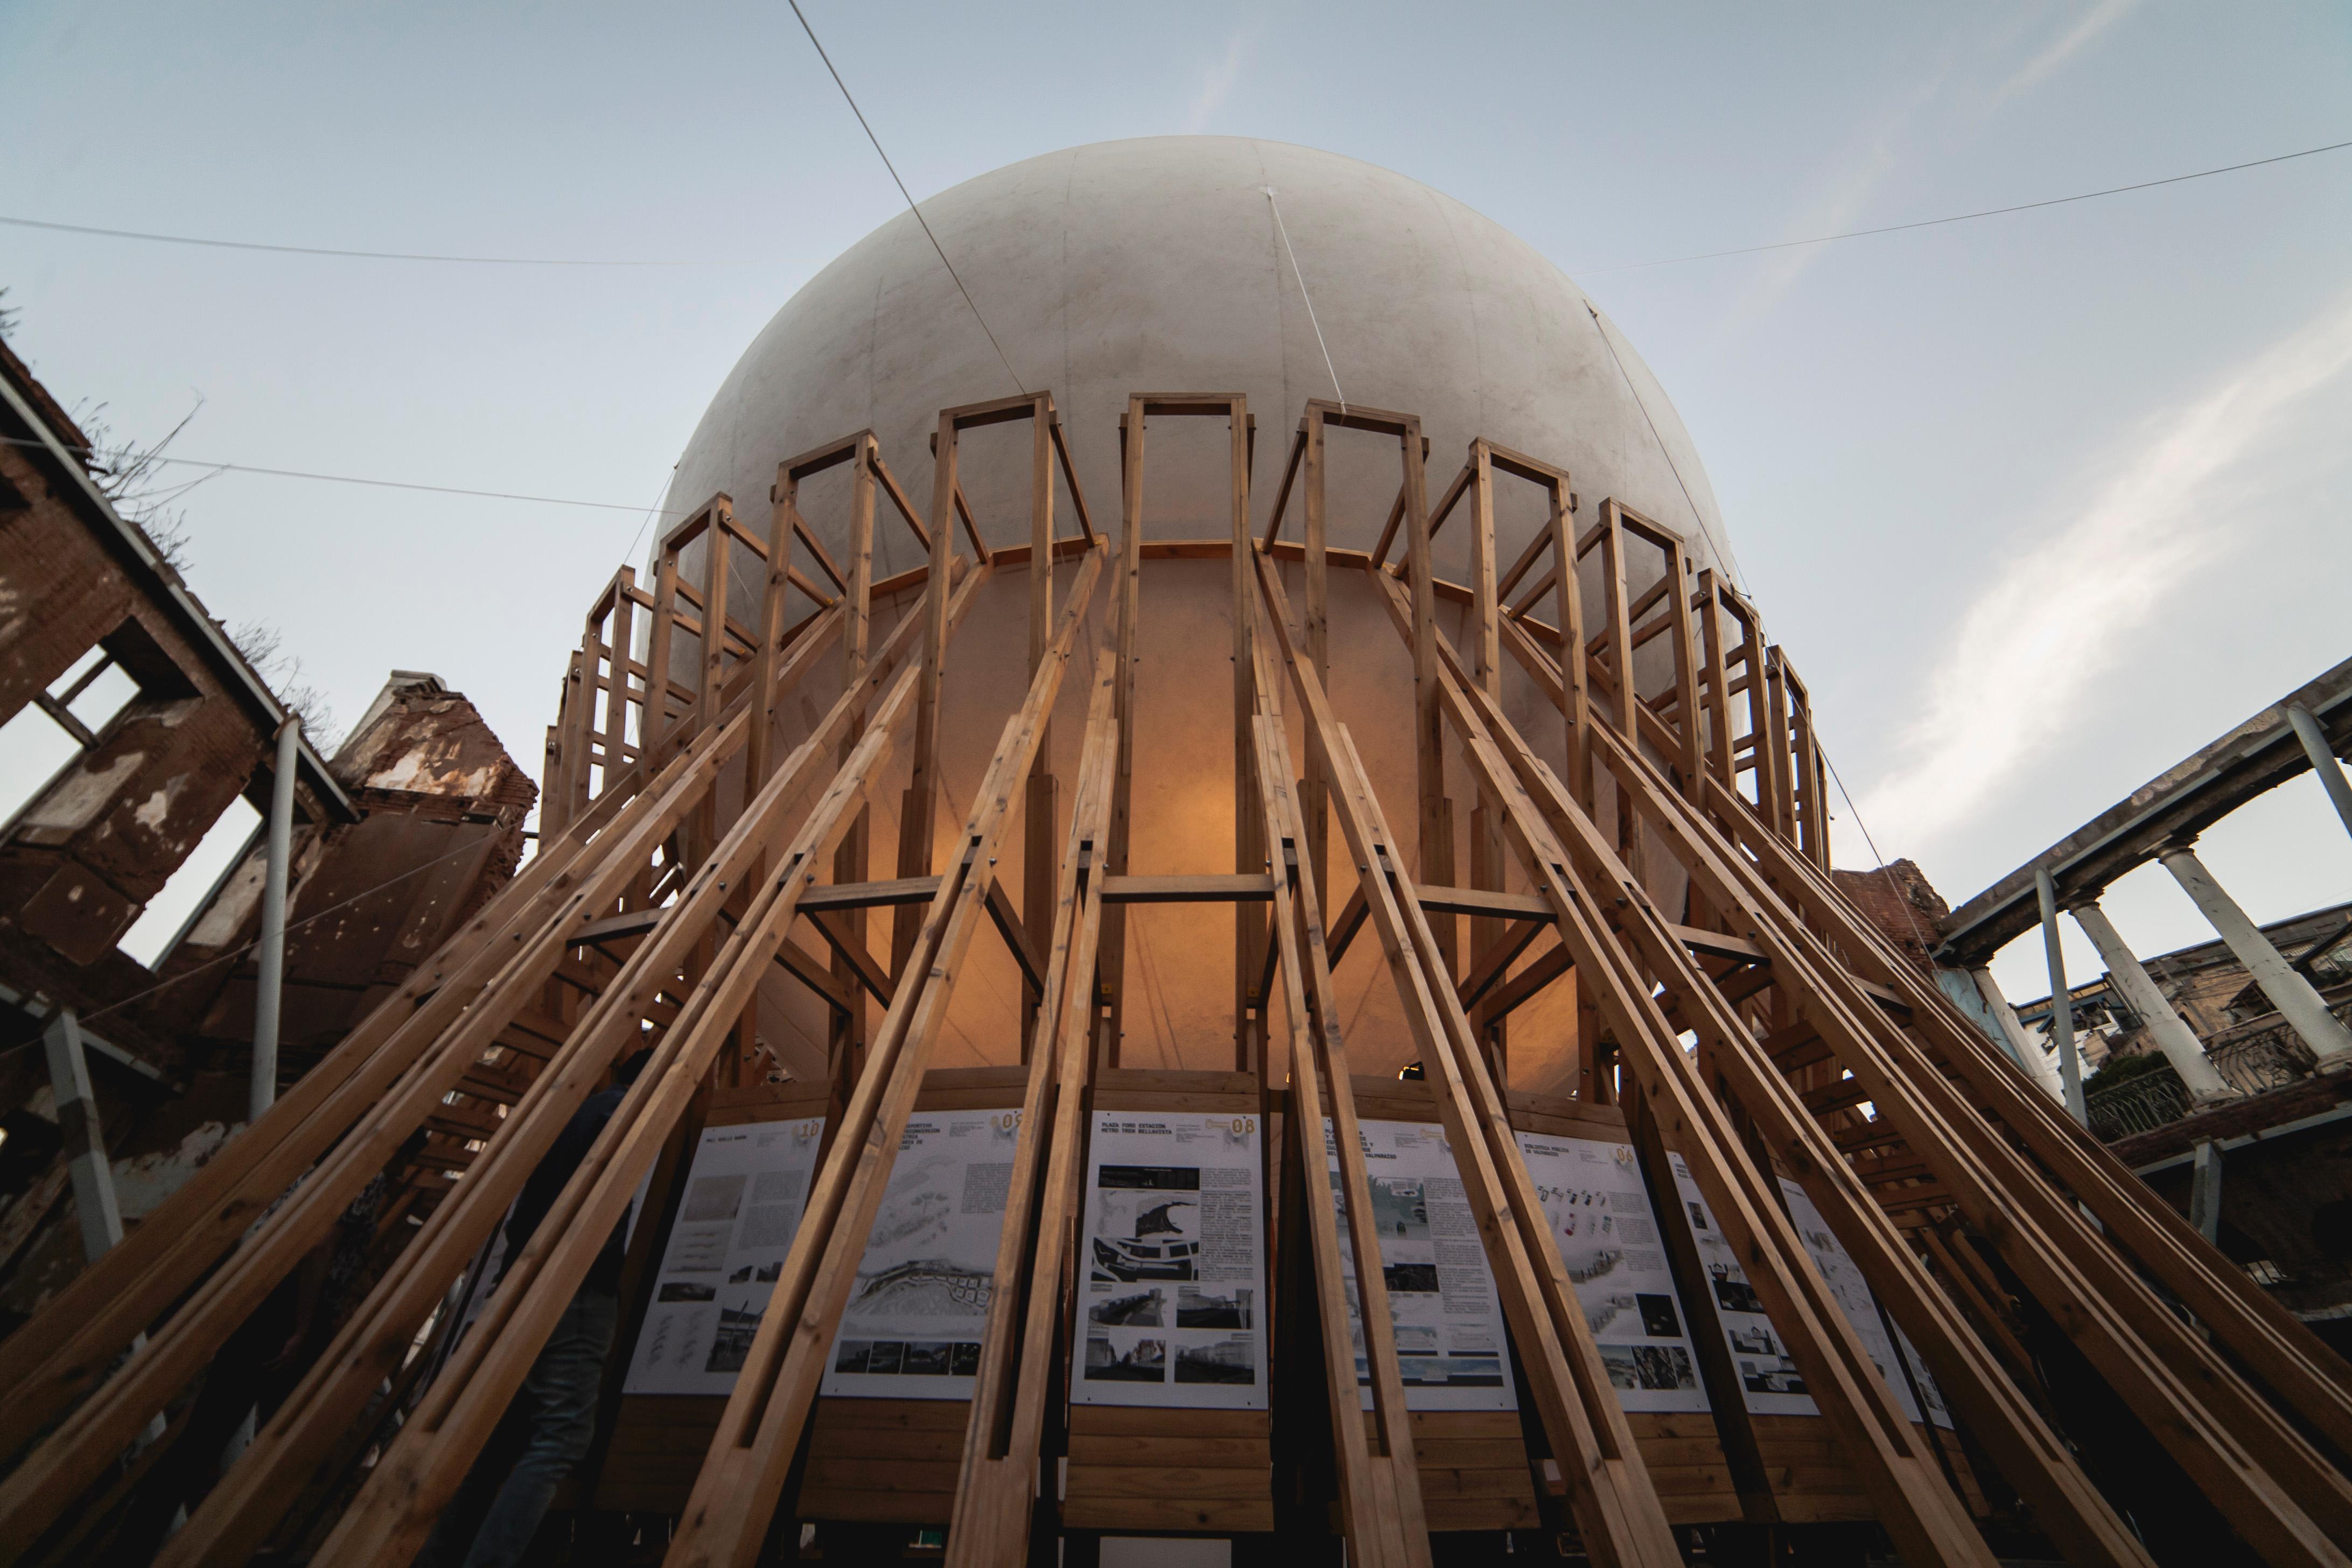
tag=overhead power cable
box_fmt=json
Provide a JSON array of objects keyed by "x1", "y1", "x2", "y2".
[
  {"x1": 1576, "y1": 135, "x2": 2352, "y2": 275},
  {"x1": 0, "y1": 213, "x2": 726, "y2": 267},
  {"x1": 784, "y1": 0, "x2": 1026, "y2": 396},
  {"x1": 0, "y1": 432, "x2": 692, "y2": 519}
]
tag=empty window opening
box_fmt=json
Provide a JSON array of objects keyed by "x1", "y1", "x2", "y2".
[
  {"x1": 118, "y1": 793, "x2": 264, "y2": 969},
  {"x1": 0, "y1": 646, "x2": 146, "y2": 829}
]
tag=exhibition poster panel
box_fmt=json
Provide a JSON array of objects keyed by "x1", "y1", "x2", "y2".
[
  {"x1": 1074, "y1": 1109, "x2": 1268, "y2": 1411},
  {"x1": 1665, "y1": 1153, "x2": 1818, "y2": 1415},
  {"x1": 626, "y1": 1114, "x2": 828, "y2": 1396},
  {"x1": 1774, "y1": 1178, "x2": 1954, "y2": 1429},
  {"x1": 1513, "y1": 1130, "x2": 1710, "y2": 1413},
  {"x1": 823, "y1": 1108, "x2": 1024, "y2": 1401},
  {"x1": 1325, "y1": 1118, "x2": 1515, "y2": 1412}
]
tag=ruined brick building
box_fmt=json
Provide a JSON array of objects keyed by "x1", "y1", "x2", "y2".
[{"x1": 0, "y1": 335, "x2": 534, "y2": 1335}]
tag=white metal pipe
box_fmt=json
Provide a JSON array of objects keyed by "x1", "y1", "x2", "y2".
[
  {"x1": 2034, "y1": 868, "x2": 2089, "y2": 1124},
  {"x1": 250, "y1": 717, "x2": 302, "y2": 1123},
  {"x1": 2286, "y1": 704, "x2": 2352, "y2": 844},
  {"x1": 2159, "y1": 843, "x2": 2352, "y2": 1070},
  {"x1": 2070, "y1": 900, "x2": 2237, "y2": 1106}
]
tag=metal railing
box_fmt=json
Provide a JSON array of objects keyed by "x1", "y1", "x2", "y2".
[
  {"x1": 2088, "y1": 1072, "x2": 2190, "y2": 1142},
  {"x1": 2085, "y1": 997, "x2": 2350, "y2": 1140}
]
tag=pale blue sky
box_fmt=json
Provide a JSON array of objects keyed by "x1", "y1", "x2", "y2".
[{"x1": 4, "y1": 1, "x2": 2349, "y2": 998}]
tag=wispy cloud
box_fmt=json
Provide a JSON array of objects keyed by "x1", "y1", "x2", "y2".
[
  {"x1": 1998, "y1": 0, "x2": 2139, "y2": 101},
  {"x1": 1859, "y1": 291, "x2": 2352, "y2": 849},
  {"x1": 1182, "y1": 29, "x2": 1253, "y2": 134},
  {"x1": 1727, "y1": 67, "x2": 1952, "y2": 323}
]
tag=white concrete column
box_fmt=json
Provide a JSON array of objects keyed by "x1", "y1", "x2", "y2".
[
  {"x1": 41, "y1": 1009, "x2": 125, "y2": 1262},
  {"x1": 249, "y1": 717, "x2": 301, "y2": 1123},
  {"x1": 2159, "y1": 843, "x2": 2352, "y2": 1070},
  {"x1": 2189, "y1": 1138, "x2": 2223, "y2": 1244},
  {"x1": 2034, "y1": 868, "x2": 2089, "y2": 1125},
  {"x1": 1969, "y1": 965, "x2": 2069, "y2": 1105},
  {"x1": 2286, "y1": 704, "x2": 2352, "y2": 844},
  {"x1": 2070, "y1": 900, "x2": 2237, "y2": 1106}
]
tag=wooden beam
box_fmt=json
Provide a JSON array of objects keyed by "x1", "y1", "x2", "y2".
[
  {"x1": 1252, "y1": 547, "x2": 1684, "y2": 1568},
  {"x1": 658, "y1": 554, "x2": 1104, "y2": 1567},
  {"x1": 1100, "y1": 873, "x2": 1276, "y2": 904},
  {"x1": 946, "y1": 649, "x2": 1121, "y2": 1566}
]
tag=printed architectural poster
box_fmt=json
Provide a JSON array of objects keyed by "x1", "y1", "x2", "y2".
[
  {"x1": 1325, "y1": 1119, "x2": 1514, "y2": 1411},
  {"x1": 1664, "y1": 1152, "x2": 1815, "y2": 1415},
  {"x1": 823, "y1": 1108, "x2": 1023, "y2": 1400},
  {"x1": 626, "y1": 1114, "x2": 827, "y2": 1396},
  {"x1": 1776, "y1": 1178, "x2": 1953, "y2": 1429},
  {"x1": 1075, "y1": 1109, "x2": 1267, "y2": 1410},
  {"x1": 1664, "y1": 1154, "x2": 1954, "y2": 1425},
  {"x1": 1514, "y1": 1130, "x2": 1709, "y2": 1414}
]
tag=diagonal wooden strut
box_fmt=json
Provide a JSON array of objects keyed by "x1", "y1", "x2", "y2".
[
  {"x1": 661, "y1": 547, "x2": 1104, "y2": 1568},
  {"x1": 1250, "y1": 548, "x2": 1683, "y2": 1568}
]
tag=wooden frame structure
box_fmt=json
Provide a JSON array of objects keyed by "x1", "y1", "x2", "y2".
[{"x1": 3, "y1": 394, "x2": 2348, "y2": 1568}]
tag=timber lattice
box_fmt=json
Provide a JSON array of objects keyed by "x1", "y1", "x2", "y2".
[{"x1": 1, "y1": 394, "x2": 2347, "y2": 1568}]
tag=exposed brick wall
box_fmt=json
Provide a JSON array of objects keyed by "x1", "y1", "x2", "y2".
[{"x1": 1829, "y1": 858, "x2": 1951, "y2": 974}]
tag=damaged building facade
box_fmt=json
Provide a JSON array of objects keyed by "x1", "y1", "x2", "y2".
[
  {"x1": 0, "y1": 336, "x2": 534, "y2": 1341},
  {"x1": 1934, "y1": 657, "x2": 2352, "y2": 1351}
]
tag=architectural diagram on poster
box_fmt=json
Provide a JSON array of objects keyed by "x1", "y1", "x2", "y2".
[
  {"x1": 1074, "y1": 1110, "x2": 1267, "y2": 1410},
  {"x1": 1514, "y1": 1130, "x2": 1710, "y2": 1414},
  {"x1": 625, "y1": 1115, "x2": 827, "y2": 1396},
  {"x1": 823, "y1": 1108, "x2": 1023, "y2": 1401},
  {"x1": 1325, "y1": 1119, "x2": 1514, "y2": 1411},
  {"x1": 1663, "y1": 1153, "x2": 1951, "y2": 1424}
]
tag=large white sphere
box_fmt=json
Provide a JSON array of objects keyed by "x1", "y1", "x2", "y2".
[
  {"x1": 664, "y1": 135, "x2": 1734, "y2": 587},
  {"x1": 668, "y1": 137, "x2": 1734, "y2": 1090}
]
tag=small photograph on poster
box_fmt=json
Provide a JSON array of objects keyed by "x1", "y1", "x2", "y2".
[
  {"x1": 1173, "y1": 1333, "x2": 1255, "y2": 1384},
  {"x1": 1073, "y1": 1112, "x2": 1266, "y2": 1410},
  {"x1": 1175, "y1": 1285, "x2": 1252, "y2": 1328},
  {"x1": 823, "y1": 1108, "x2": 1022, "y2": 1401},
  {"x1": 1090, "y1": 1167, "x2": 1202, "y2": 1283},
  {"x1": 1089, "y1": 1287, "x2": 1166, "y2": 1327},
  {"x1": 681, "y1": 1173, "x2": 747, "y2": 1226},
  {"x1": 706, "y1": 1290, "x2": 764, "y2": 1375},
  {"x1": 1084, "y1": 1329, "x2": 1168, "y2": 1383},
  {"x1": 1599, "y1": 1343, "x2": 1699, "y2": 1393}
]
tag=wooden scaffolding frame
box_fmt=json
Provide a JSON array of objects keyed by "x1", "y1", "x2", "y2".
[{"x1": 2, "y1": 394, "x2": 2347, "y2": 1568}]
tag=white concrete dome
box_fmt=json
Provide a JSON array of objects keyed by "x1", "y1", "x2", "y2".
[
  {"x1": 664, "y1": 135, "x2": 1735, "y2": 587},
  {"x1": 671, "y1": 137, "x2": 1735, "y2": 1089}
]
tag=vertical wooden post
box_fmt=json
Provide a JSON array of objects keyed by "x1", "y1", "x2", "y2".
[
  {"x1": 1548, "y1": 481, "x2": 1592, "y2": 810},
  {"x1": 896, "y1": 413, "x2": 958, "y2": 975},
  {"x1": 1102, "y1": 398, "x2": 1147, "y2": 1065},
  {"x1": 1228, "y1": 400, "x2": 1262, "y2": 1074},
  {"x1": 1301, "y1": 407, "x2": 1331, "y2": 905},
  {"x1": 1764, "y1": 645, "x2": 1796, "y2": 846},
  {"x1": 1465, "y1": 440, "x2": 1507, "y2": 1080},
  {"x1": 1024, "y1": 396, "x2": 1059, "y2": 1057},
  {"x1": 1660, "y1": 541, "x2": 1706, "y2": 806},
  {"x1": 1401, "y1": 417, "x2": 1454, "y2": 980},
  {"x1": 1696, "y1": 571, "x2": 1735, "y2": 792},
  {"x1": 605, "y1": 570, "x2": 637, "y2": 798},
  {"x1": 834, "y1": 438, "x2": 879, "y2": 1095}
]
